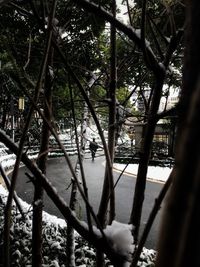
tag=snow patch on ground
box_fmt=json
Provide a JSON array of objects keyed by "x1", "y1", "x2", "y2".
[
  {"x1": 113, "y1": 163, "x2": 172, "y2": 183},
  {"x1": 0, "y1": 185, "x2": 156, "y2": 266}
]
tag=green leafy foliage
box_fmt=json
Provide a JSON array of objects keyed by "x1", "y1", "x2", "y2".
[{"x1": 0, "y1": 0, "x2": 184, "y2": 131}]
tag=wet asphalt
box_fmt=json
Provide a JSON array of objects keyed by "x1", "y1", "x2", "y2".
[{"x1": 13, "y1": 153, "x2": 166, "y2": 250}]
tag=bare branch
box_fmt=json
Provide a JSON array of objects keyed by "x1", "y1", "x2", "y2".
[
  {"x1": 131, "y1": 169, "x2": 174, "y2": 267},
  {"x1": 73, "y1": 0, "x2": 163, "y2": 75},
  {"x1": 0, "y1": 130, "x2": 129, "y2": 266},
  {"x1": 3, "y1": 1, "x2": 58, "y2": 265},
  {"x1": 125, "y1": 0, "x2": 133, "y2": 26},
  {"x1": 0, "y1": 0, "x2": 13, "y2": 7},
  {"x1": 23, "y1": 32, "x2": 32, "y2": 71}
]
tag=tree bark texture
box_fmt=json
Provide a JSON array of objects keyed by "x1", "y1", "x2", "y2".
[
  {"x1": 32, "y1": 44, "x2": 54, "y2": 267},
  {"x1": 156, "y1": 2, "x2": 200, "y2": 266},
  {"x1": 97, "y1": 0, "x2": 116, "y2": 228}
]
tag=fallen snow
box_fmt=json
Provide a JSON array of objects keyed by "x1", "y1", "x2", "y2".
[
  {"x1": 0, "y1": 184, "x2": 67, "y2": 229},
  {"x1": 0, "y1": 185, "x2": 156, "y2": 266},
  {"x1": 0, "y1": 140, "x2": 160, "y2": 266},
  {"x1": 113, "y1": 163, "x2": 172, "y2": 183}
]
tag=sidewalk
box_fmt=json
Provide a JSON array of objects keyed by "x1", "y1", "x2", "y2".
[{"x1": 113, "y1": 162, "x2": 172, "y2": 183}]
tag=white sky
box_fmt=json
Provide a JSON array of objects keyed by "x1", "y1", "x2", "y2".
[{"x1": 116, "y1": 0, "x2": 129, "y2": 22}]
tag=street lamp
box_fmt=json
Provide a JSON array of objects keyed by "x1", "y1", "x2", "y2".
[
  {"x1": 18, "y1": 97, "x2": 25, "y2": 132},
  {"x1": 18, "y1": 97, "x2": 25, "y2": 111},
  {"x1": 10, "y1": 97, "x2": 15, "y2": 142}
]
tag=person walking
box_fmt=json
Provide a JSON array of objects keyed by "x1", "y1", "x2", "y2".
[{"x1": 89, "y1": 138, "x2": 98, "y2": 161}]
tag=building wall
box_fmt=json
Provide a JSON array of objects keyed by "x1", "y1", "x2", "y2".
[{"x1": 133, "y1": 123, "x2": 172, "y2": 154}]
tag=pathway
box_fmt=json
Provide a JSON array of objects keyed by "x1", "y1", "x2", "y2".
[{"x1": 13, "y1": 154, "x2": 166, "y2": 249}]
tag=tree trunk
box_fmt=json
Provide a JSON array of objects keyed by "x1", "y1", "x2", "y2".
[
  {"x1": 32, "y1": 48, "x2": 53, "y2": 267},
  {"x1": 156, "y1": 2, "x2": 200, "y2": 266},
  {"x1": 129, "y1": 74, "x2": 165, "y2": 243},
  {"x1": 97, "y1": 0, "x2": 116, "y2": 228},
  {"x1": 96, "y1": 1, "x2": 116, "y2": 266},
  {"x1": 66, "y1": 76, "x2": 92, "y2": 266}
]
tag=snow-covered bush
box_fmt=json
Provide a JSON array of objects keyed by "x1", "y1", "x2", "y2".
[{"x1": 0, "y1": 189, "x2": 156, "y2": 266}]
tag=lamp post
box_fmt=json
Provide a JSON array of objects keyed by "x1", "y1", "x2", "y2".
[
  {"x1": 10, "y1": 97, "x2": 15, "y2": 142},
  {"x1": 18, "y1": 97, "x2": 25, "y2": 131},
  {"x1": 18, "y1": 97, "x2": 25, "y2": 111}
]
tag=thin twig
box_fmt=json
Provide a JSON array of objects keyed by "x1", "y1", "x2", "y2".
[
  {"x1": 23, "y1": 31, "x2": 32, "y2": 70},
  {"x1": 0, "y1": 163, "x2": 24, "y2": 217},
  {"x1": 3, "y1": 1, "x2": 57, "y2": 265}
]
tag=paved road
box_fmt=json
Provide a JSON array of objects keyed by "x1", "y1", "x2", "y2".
[{"x1": 14, "y1": 154, "x2": 165, "y2": 250}]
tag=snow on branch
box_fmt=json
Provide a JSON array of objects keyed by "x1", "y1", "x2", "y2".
[{"x1": 104, "y1": 220, "x2": 134, "y2": 263}]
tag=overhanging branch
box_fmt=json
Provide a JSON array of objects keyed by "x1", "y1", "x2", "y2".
[{"x1": 73, "y1": 0, "x2": 163, "y2": 75}]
